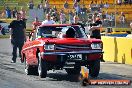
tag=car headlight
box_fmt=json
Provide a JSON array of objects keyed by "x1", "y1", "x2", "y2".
[
  {"x1": 91, "y1": 43, "x2": 102, "y2": 49},
  {"x1": 44, "y1": 44, "x2": 55, "y2": 50}
]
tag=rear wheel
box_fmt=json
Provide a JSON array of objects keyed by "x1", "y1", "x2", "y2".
[
  {"x1": 89, "y1": 59, "x2": 100, "y2": 78},
  {"x1": 38, "y1": 53, "x2": 47, "y2": 78}
]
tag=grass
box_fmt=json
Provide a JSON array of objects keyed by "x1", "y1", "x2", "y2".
[
  {"x1": 0, "y1": 35, "x2": 10, "y2": 38},
  {"x1": 0, "y1": 19, "x2": 14, "y2": 23},
  {"x1": 0, "y1": 0, "x2": 42, "y2": 11},
  {"x1": 0, "y1": 28, "x2": 32, "y2": 39},
  {"x1": 26, "y1": 28, "x2": 32, "y2": 32}
]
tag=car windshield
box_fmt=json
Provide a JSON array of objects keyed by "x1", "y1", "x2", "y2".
[{"x1": 37, "y1": 25, "x2": 87, "y2": 38}]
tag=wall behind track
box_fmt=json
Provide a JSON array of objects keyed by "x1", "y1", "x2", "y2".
[{"x1": 102, "y1": 36, "x2": 132, "y2": 65}]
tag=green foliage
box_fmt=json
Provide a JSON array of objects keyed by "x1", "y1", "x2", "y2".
[{"x1": 0, "y1": 0, "x2": 42, "y2": 11}]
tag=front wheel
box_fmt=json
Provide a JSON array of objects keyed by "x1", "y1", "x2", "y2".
[
  {"x1": 38, "y1": 53, "x2": 47, "y2": 78},
  {"x1": 89, "y1": 59, "x2": 100, "y2": 78},
  {"x1": 24, "y1": 56, "x2": 38, "y2": 75},
  {"x1": 24, "y1": 56, "x2": 32, "y2": 75}
]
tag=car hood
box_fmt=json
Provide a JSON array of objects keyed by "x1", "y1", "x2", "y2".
[{"x1": 38, "y1": 38, "x2": 102, "y2": 45}]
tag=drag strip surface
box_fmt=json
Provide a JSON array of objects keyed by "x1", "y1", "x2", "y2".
[{"x1": 0, "y1": 39, "x2": 132, "y2": 88}]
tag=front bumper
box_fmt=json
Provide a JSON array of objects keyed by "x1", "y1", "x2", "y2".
[{"x1": 41, "y1": 50, "x2": 103, "y2": 55}]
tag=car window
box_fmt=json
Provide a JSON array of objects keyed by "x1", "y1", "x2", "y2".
[
  {"x1": 37, "y1": 25, "x2": 87, "y2": 38},
  {"x1": 61, "y1": 26, "x2": 87, "y2": 38},
  {"x1": 37, "y1": 26, "x2": 62, "y2": 38},
  {"x1": 72, "y1": 26, "x2": 87, "y2": 38}
]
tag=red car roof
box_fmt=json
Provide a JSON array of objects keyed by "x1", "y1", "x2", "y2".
[{"x1": 39, "y1": 24, "x2": 79, "y2": 27}]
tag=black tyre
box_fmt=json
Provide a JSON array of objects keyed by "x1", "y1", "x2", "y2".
[
  {"x1": 89, "y1": 59, "x2": 100, "y2": 78},
  {"x1": 24, "y1": 57, "x2": 32, "y2": 75},
  {"x1": 24, "y1": 56, "x2": 38, "y2": 75},
  {"x1": 38, "y1": 53, "x2": 47, "y2": 78},
  {"x1": 66, "y1": 66, "x2": 81, "y2": 75}
]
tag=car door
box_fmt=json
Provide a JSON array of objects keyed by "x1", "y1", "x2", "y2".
[{"x1": 25, "y1": 31, "x2": 38, "y2": 65}]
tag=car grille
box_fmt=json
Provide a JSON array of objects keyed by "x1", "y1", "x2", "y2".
[{"x1": 55, "y1": 44, "x2": 90, "y2": 50}]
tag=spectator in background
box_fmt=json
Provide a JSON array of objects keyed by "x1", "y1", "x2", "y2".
[
  {"x1": 64, "y1": 0, "x2": 69, "y2": 9},
  {"x1": 119, "y1": 12, "x2": 126, "y2": 28},
  {"x1": 5, "y1": 7, "x2": 11, "y2": 18},
  {"x1": 19, "y1": 7, "x2": 27, "y2": 23},
  {"x1": 73, "y1": 1, "x2": 77, "y2": 9},
  {"x1": 128, "y1": 0, "x2": 132, "y2": 4},
  {"x1": 60, "y1": 10, "x2": 66, "y2": 24},
  {"x1": 103, "y1": 11, "x2": 111, "y2": 27},
  {"x1": 73, "y1": 0, "x2": 76, "y2": 3},
  {"x1": 117, "y1": 0, "x2": 122, "y2": 5},
  {"x1": 124, "y1": 0, "x2": 128, "y2": 4},
  {"x1": 95, "y1": 1, "x2": 99, "y2": 8},
  {"x1": 109, "y1": 13, "x2": 115, "y2": 27},
  {"x1": 100, "y1": 0, "x2": 104, "y2": 8},
  {"x1": 74, "y1": 0, "x2": 80, "y2": 3},
  {"x1": 73, "y1": 15, "x2": 79, "y2": 24},
  {"x1": 89, "y1": 16, "x2": 104, "y2": 62},
  {"x1": 102, "y1": 11, "x2": 106, "y2": 20},
  {"x1": 92, "y1": 12, "x2": 98, "y2": 23},
  {"x1": 89, "y1": 16, "x2": 102, "y2": 39},
  {"x1": 52, "y1": 5, "x2": 57, "y2": 12},
  {"x1": 49, "y1": 8, "x2": 53, "y2": 15},
  {"x1": 104, "y1": 2, "x2": 109, "y2": 9},
  {"x1": 80, "y1": 5, "x2": 87, "y2": 23},
  {"x1": 51, "y1": 15, "x2": 57, "y2": 23},
  {"x1": 37, "y1": 2, "x2": 43, "y2": 9},
  {"x1": 28, "y1": 0, "x2": 34, "y2": 9},
  {"x1": 51, "y1": 10, "x2": 59, "y2": 22},
  {"x1": 68, "y1": 10, "x2": 74, "y2": 24},
  {"x1": 28, "y1": 0, "x2": 34, "y2": 20},
  {"x1": 74, "y1": 2, "x2": 81, "y2": 17},
  {"x1": 12, "y1": 7, "x2": 17, "y2": 18},
  {"x1": 81, "y1": 5, "x2": 87, "y2": 15},
  {"x1": 44, "y1": 0, "x2": 50, "y2": 14},
  {"x1": 89, "y1": 0, "x2": 94, "y2": 12},
  {"x1": 32, "y1": 17, "x2": 41, "y2": 30},
  {"x1": 42, "y1": 14, "x2": 55, "y2": 24},
  {"x1": 49, "y1": 8, "x2": 58, "y2": 22},
  {"x1": 1, "y1": 10, "x2": 5, "y2": 18},
  {"x1": 89, "y1": 1, "x2": 99, "y2": 12},
  {"x1": 37, "y1": 1, "x2": 44, "y2": 20}
]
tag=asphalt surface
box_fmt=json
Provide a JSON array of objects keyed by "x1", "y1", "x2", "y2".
[{"x1": 0, "y1": 38, "x2": 132, "y2": 88}]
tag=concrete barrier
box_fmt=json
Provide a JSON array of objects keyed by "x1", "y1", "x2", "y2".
[{"x1": 102, "y1": 36, "x2": 132, "y2": 65}]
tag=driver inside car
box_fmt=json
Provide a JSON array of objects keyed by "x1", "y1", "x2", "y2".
[
  {"x1": 66, "y1": 27, "x2": 75, "y2": 38},
  {"x1": 58, "y1": 27, "x2": 76, "y2": 38}
]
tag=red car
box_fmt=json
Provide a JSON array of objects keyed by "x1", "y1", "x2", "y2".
[{"x1": 21, "y1": 24, "x2": 103, "y2": 78}]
